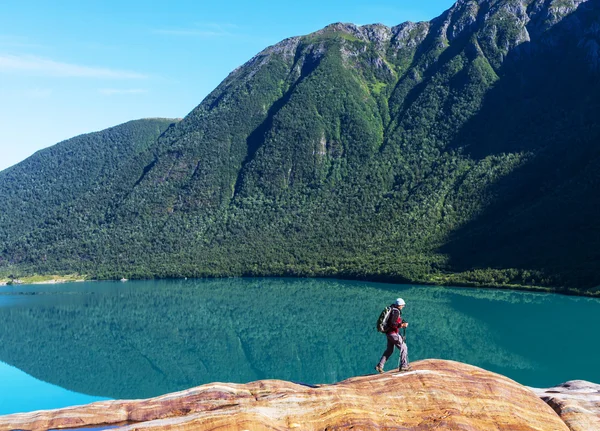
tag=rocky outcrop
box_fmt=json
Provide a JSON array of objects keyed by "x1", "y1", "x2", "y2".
[
  {"x1": 0, "y1": 360, "x2": 572, "y2": 431},
  {"x1": 532, "y1": 380, "x2": 600, "y2": 431}
]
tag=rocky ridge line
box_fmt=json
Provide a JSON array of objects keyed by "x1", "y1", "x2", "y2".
[{"x1": 1, "y1": 359, "x2": 590, "y2": 431}]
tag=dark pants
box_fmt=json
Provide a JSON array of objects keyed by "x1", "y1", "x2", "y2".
[{"x1": 378, "y1": 332, "x2": 409, "y2": 369}]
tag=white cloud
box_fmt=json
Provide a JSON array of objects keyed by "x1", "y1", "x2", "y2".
[
  {"x1": 0, "y1": 35, "x2": 45, "y2": 49},
  {"x1": 154, "y1": 29, "x2": 232, "y2": 37},
  {"x1": 98, "y1": 88, "x2": 148, "y2": 95},
  {"x1": 154, "y1": 23, "x2": 239, "y2": 38},
  {"x1": 0, "y1": 54, "x2": 147, "y2": 79},
  {"x1": 25, "y1": 88, "x2": 53, "y2": 98},
  {"x1": 196, "y1": 22, "x2": 239, "y2": 29}
]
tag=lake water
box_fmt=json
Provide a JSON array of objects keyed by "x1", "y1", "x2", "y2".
[{"x1": 0, "y1": 278, "x2": 598, "y2": 415}]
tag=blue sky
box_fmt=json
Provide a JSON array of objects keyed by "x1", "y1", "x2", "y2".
[{"x1": 0, "y1": 0, "x2": 455, "y2": 171}]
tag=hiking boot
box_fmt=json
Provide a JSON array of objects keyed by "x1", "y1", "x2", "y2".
[
  {"x1": 375, "y1": 365, "x2": 384, "y2": 374},
  {"x1": 399, "y1": 365, "x2": 413, "y2": 372}
]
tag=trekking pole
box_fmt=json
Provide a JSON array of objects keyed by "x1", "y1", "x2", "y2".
[{"x1": 402, "y1": 327, "x2": 406, "y2": 342}]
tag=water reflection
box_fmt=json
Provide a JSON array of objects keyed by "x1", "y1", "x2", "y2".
[
  {"x1": 0, "y1": 278, "x2": 598, "y2": 404},
  {"x1": 0, "y1": 360, "x2": 108, "y2": 414}
]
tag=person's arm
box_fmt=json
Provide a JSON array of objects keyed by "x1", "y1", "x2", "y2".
[{"x1": 399, "y1": 310, "x2": 408, "y2": 328}]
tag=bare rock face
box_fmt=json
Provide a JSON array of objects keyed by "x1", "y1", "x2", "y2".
[
  {"x1": 0, "y1": 360, "x2": 570, "y2": 431},
  {"x1": 532, "y1": 380, "x2": 600, "y2": 431}
]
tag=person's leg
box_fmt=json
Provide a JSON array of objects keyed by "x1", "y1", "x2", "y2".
[
  {"x1": 385, "y1": 333, "x2": 410, "y2": 370},
  {"x1": 376, "y1": 335, "x2": 395, "y2": 370},
  {"x1": 391, "y1": 333, "x2": 409, "y2": 370},
  {"x1": 398, "y1": 339, "x2": 409, "y2": 370}
]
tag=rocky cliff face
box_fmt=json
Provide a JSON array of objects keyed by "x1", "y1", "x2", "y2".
[{"x1": 1, "y1": 359, "x2": 592, "y2": 431}]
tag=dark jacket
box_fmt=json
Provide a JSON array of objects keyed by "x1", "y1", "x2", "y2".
[{"x1": 386, "y1": 306, "x2": 405, "y2": 334}]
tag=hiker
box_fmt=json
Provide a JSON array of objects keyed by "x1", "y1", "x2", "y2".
[{"x1": 375, "y1": 298, "x2": 411, "y2": 373}]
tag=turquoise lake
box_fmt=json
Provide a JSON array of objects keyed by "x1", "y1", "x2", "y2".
[{"x1": 0, "y1": 278, "x2": 599, "y2": 415}]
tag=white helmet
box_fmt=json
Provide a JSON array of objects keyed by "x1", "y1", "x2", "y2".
[{"x1": 395, "y1": 298, "x2": 406, "y2": 306}]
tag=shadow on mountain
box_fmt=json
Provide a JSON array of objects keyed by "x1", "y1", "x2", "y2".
[
  {"x1": 440, "y1": 0, "x2": 600, "y2": 289},
  {"x1": 234, "y1": 49, "x2": 323, "y2": 197}
]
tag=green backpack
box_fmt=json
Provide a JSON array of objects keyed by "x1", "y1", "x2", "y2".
[{"x1": 376, "y1": 306, "x2": 392, "y2": 333}]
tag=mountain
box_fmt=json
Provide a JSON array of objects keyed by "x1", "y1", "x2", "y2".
[
  {"x1": 0, "y1": 119, "x2": 176, "y2": 271},
  {"x1": 1, "y1": 0, "x2": 599, "y2": 294}
]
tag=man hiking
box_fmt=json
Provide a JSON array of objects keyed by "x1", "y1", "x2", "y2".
[{"x1": 375, "y1": 298, "x2": 411, "y2": 373}]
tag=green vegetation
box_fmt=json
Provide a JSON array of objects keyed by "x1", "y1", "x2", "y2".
[
  {"x1": 0, "y1": 118, "x2": 175, "y2": 247},
  {"x1": 1, "y1": 0, "x2": 599, "y2": 295}
]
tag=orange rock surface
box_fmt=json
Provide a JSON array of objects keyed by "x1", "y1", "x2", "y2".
[{"x1": 0, "y1": 359, "x2": 570, "y2": 431}]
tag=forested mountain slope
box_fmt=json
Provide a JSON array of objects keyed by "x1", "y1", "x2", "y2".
[
  {"x1": 0, "y1": 119, "x2": 176, "y2": 266},
  {"x1": 1, "y1": 0, "x2": 599, "y2": 294}
]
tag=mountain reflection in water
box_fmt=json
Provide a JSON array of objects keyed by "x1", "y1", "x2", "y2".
[{"x1": 0, "y1": 278, "x2": 598, "y2": 401}]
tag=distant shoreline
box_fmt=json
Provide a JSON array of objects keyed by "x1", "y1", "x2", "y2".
[
  {"x1": 0, "y1": 275, "x2": 87, "y2": 287},
  {"x1": 2, "y1": 273, "x2": 599, "y2": 298},
  {"x1": 30, "y1": 279, "x2": 87, "y2": 285}
]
